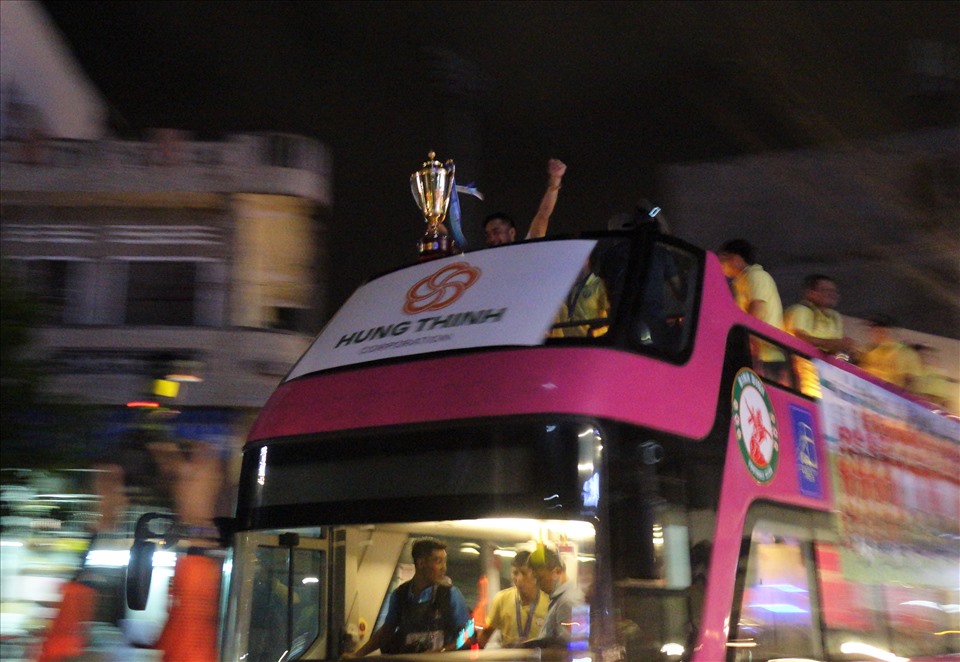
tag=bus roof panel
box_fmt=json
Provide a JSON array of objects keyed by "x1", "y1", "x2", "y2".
[{"x1": 286, "y1": 240, "x2": 597, "y2": 379}]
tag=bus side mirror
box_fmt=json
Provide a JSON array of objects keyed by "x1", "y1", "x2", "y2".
[
  {"x1": 127, "y1": 539, "x2": 155, "y2": 610},
  {"x1": 126, "y1": 512, "x2": 177, "y2": 611}
]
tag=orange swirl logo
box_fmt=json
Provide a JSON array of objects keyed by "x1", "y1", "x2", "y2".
[{"x1": 403, "y1": 262, "x2": 481, "y2": 314}]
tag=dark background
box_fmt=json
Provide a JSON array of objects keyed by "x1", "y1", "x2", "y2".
[{"x1": 41, "y1": 1, "x2": 960, "y2": 317}]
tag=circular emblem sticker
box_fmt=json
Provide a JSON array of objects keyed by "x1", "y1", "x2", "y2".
[
  {"x1": 403, "y1": 262, "x2": 481, "y2": 314},
  {"x1": 732, "y1": 368, "x2": 779, "y2": 483}
]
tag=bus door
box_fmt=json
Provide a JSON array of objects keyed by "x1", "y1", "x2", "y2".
[{"x1": 226, "y1": 530, "x2": 328, "y2": 661}]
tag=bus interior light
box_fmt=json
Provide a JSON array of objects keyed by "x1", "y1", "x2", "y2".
[
  {"x1": 660, "y1": 643, "x2": 685, "y2": 657},
  {"x1": 726, "y1": 640, "x2": 758, "y2": 648},
  {"x1": 839, "y1": 642, "x2": 908, "y2": 662},
  {"x1": 766, "y1": 583, "x2": 808, "y2": 593},
  {"x1": 749, "y1": 604, "x2": 808, "y2": 614}
]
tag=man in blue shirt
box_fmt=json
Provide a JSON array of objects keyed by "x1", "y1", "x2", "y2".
[
  {"x1": 347, "y1": 538, "x2": 471, "y2": 656},
  {"x1": 526, "y1": 545, "x2": 587, "y2": 648}
]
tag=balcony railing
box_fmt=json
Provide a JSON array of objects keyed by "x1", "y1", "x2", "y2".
[{"x1": 0, "y1": 133, "x2": 331, "y2": 205}]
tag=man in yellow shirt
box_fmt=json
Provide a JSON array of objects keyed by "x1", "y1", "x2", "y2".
[
  {"x1": 478, "y1": 550, "x2": 549, "y2": 648},
  {"x1": 857, "y1": 315, "x2": 922, "y2": 390},
  {"x1": 718, "y1": 239, "x2": 783, "y2": 329},
  {"x1": 784, "y1": 274, "x2": 856, "y2": 357},
  {"x1": 718, "y1": 239, "x2": 785, "y2": 371},
  {"x1": 910, "y1": 343, "x2": 959, "y2": 413}
]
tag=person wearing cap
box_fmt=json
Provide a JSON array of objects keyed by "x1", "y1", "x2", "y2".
[
  {"x1": 525, "y1": 545, "x2": 586, "y2": 648},
  {"x1": 483, "y1": 159, "x2": 567, "y2": 247},
  {"x1": 856, "y1": 315, "x2": 922, "y2": 391},
  {"x1": 477, "y1": 550, "x2": 549, "y2": 648},
  {"x1": 784, "y1": 274, "x2": 857, "y2": 357}
]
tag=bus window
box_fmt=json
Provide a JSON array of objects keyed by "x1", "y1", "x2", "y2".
[
  {"x1": 548, "y1": 236, "x2": 701, "y2": 359},
  {"x1": 729, "y1": 502, "x2": 960, "y2": 662},
  {"x1": 747, "y1": 333, "x2": 794, "y2": 389},
  {"x1": 792, "y1": 353, "x2": 822, "y2": 399},
  {"x1": 727, "y1": 507, "x2": 824, "y2": 662},
  {"x1": 228, "y1": 519, "x2": 596, "y2": 659},
  {"x1": 817, "y1": 542, "x2": 960, "y2": 659},
  {"x1": 630, "y1": 241, "x2": 700, "y2": 357},
  {"x1": 225, "y1": 419, "x2": 603, "y2": 659},
  {"x1": 549, "y1": 239, "x2": 624, "y2": 339},
  {"x1": 234, "y1": 533, "x2": 327, "y2": 661},
  {"x1": 607, "y1": 430, "x2": 723, "y2": 660}
]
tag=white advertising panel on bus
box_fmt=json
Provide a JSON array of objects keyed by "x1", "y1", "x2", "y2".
[
  {"x1": 286, "y1": 240, "x2": 598, "y2": 379},
  {"x1": 816, "y1": 360, "x2": 960, "y2": 584}
]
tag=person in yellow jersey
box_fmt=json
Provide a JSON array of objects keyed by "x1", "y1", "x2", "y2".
[
  {"x1": 718, "y1": 239, "x2": 786, "y2": 374},
  {"x1": 717, "y1": 239, "x2": 783, "y2": 328},
  {"x1": 478, "y1": 550, "x2": 550, "y2": 648},
  {"x1": 910, "y1": 343, "x2": 959, "y2": 413},
  {"x1": 784, "y1": 274, "x2": 857, "y2": 357},
  {"x1": 551, "y1": 262, "x2": 610, "y2": 338},
  {"x1": 857, "y1": 315, "x2": 922, "y2": 391}
]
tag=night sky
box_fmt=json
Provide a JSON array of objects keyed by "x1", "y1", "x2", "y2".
[{"x1": 40, "y1": 1, "x2": 960, "y2": 318}]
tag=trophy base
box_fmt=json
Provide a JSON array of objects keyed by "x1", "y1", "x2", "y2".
[{"x1": 417, "y1": 234, "x2": 458, "y2": 262}]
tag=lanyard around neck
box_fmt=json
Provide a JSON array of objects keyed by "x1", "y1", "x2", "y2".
[{"x1": 515, "y1": 590, "x2": 539, "y2": 638}]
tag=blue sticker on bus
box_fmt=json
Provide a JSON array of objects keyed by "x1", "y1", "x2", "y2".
[{"x1": 790, "y1": 404, "x2": 821, "y2": 498}]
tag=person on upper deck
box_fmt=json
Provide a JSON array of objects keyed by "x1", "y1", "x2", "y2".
[
  {"x1": 784, "y1": 274, "x2": 857, "y2": 357},
  {"x1": 602, "y1": 203, "x2": 685, "y2": 347},
  {"x1": 345, "y1": 537, "x2": 471, "y2": 657},
  {"x1": 478, "y1": 550, "x2": 549, "y2": 648},
  {"x1": 910, "y1": 343, "x2": 958, "y2": 413},
  {"x1": 718, "y1": 239, "x2": 786, "y2": 376},
  {"x1": 483, "y1": 159, "x2": 567, "y2": 246},
  {"x1": 717, "y1": 239, "x2": 783, "y2": 330},
  {"x1": 550, "y1": 249, "x2": 610, "y2": 338},
  {"x1": 857, "y1": 314, "x2": 923, "y2": 392}
]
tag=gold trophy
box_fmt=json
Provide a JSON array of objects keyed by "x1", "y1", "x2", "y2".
[{"x1": 411, "y1": 151, "x2": 458, "y2": 261}]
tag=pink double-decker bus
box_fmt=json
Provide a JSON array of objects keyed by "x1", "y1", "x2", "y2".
[{"x1": 219, "y1": 225, "x2": 959, "y2": 661}]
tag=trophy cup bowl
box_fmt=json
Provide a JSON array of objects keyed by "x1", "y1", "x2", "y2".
[{"x1": 411, "y1": 151, "x2": 457, "y2": 260}]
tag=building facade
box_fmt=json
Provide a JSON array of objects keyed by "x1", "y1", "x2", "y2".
[{"x1": 1, "y1": 131, "x2": 331, "y2": 470}]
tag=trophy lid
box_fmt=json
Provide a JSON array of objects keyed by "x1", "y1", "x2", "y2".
[{"x1": 417, "y1": 150, "x2": 454, "y2": 171}]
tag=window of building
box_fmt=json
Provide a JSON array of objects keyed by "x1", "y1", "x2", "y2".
[
  {"x1": 10, "y1": 259, "x2": 85, "y2": 324},
  {"x1": 125, "y1": 261, "x2": 196, "y2": 326}
]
